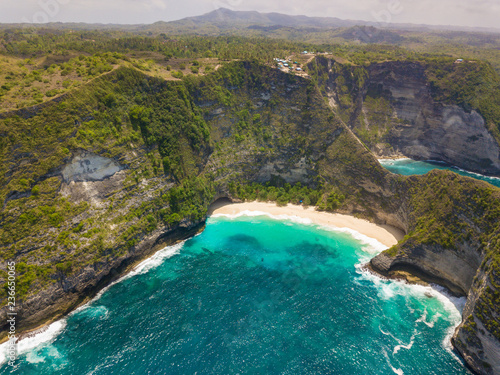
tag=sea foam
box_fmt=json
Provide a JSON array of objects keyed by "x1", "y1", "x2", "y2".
[
  {"x1": 378, "y1": 158, "x2": 413, "y2": 164},
  {"x1": 0, "y1": 320, "x2": 66, "y2": 366},
  {"x1": 356, "y1": 267, "x2": 465, "y2": 316},
  {"x1": 356, "y1": 260, "x2": 466, "y2": 364},
  {"x1": 73, "y1": 241, "x2": 185, "y2": 315},
  {"x1": 211, "y1": 210, "x2": 314, "y2": 225},
  {"x1": 214, "y1": 211, "x2": 466, "y2": 359},
  {"x1": 0, "y1": 242, "x2": 185, "y2": 365}
]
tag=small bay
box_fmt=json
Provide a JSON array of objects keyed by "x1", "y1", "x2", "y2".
[
  {"x1": 379, "y1": 158, "x2": 500, "y2": 188},
  {"x1": 2, "y1": 215, "x2": 471, "y2": 374}
]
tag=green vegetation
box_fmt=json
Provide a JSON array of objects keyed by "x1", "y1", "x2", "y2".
[
  {"x1": 229, "y1": 181, "x2": 322, "y2": 207},
  {"x1": 0, "y1": 26, "x2": 498, "y2": 356},
  {"x1": 0, "y1": 30, "x2": 311, "y2": 65},
  {"x1": 161, "y1": 177, "x2": 215, "y2": 225},
  {"x1": 308, "y1": 54, "x2": 500, "y2": 149},
  {"x1": 0, "y1": 52, "x2": 122, "y2": 111},
  {"x1": 0, "y1": 57, "x2": 344, "y2": 301},
  {"x1": 403, "y1": 171, "x2": 500, "y2": 250},
  {"x1": 381, "y1": 170, "x2": 500, "y2": 339},
  {"x1": 426, "y1": 58, "x2": 500, "y2": 142}
]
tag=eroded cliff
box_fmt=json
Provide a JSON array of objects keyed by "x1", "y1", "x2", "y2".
[
  {"x1": 369, "y1": 171, "x2": 500, "y2": 374},
  {"x1": 310, "y1": 57, "x2": 500, "y2": 176},
  {"x1": 0, "y1": 61, "x2": 499, "y2": 374}
]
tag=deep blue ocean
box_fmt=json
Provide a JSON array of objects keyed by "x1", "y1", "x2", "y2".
[
  {"x1": 379, "y1": 158, "x2": 500, "y2": 188},
  {"x1": 1, "y1": 215, "x2": 471, "y2": 374}
]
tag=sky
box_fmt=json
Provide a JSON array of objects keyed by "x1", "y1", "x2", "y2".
[{"x1": 0, "y1": 0, "x2": 499, "y2": 29}]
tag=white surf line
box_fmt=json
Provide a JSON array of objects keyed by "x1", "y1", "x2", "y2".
[
  {"x1": 357, "y1": 266, "x2": 466, "y2": 316},
  {"x1": 378, "y1": 158, "x2": 413, "y2": 163},
  {"x1": 415, "y1": 308, "x2": 442, "y2": 329},
  {"x1": 73, "y1": 241, "x2": 185, "y2": 313},
  {"x1": 381, "y1": 323, "x2": 420, "y2": 356},
  {"x1": 215, "y1": 212, "x2": 418, "y2": 371},
  {"x1": 379, "y1": 158, "x2": 500, "y2": 183},
  {"x1": 379, "y1": 325, "x2": 405, "y2": 345},
  {"x1": 0, "y1": 320, "x2": 66, "y2": 366},
  {"x1": 421, "y1": 159, "x2": 500, "y2": 182},
  {"x1": 210, "y1": 211, "x2": 388, "y2": 256},
  {"x1": 377, "y1": 157, "x2": 493, "y2": 365},
  {"x1": 357, "y1": 263, "x2": 467, "y2": 365},
  {"x1": 393, "y1": 328, "x2": 420, "y2": 355},
  {"x1": 244, "y1": 207, "x2": 470, "y2": 352},
  {"x1": 0, "y1": 241, "x2": 186, "y2": 366},
  {"x1": 453, "y1": 166, "x2": 500, "y2": 182},
  {"x1": 211, "y1": 210, "x2": 314, "y2": 225}
]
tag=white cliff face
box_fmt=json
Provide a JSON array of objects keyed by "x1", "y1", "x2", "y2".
[
  {"x1": 62, "y1": 152, "x2": 123, "y2": 182},
  {"x1": 387, "y1": 103, "x2": 500, "y2": 175},
  {"x1": 371, "y1": 242, "x2": 500, "y2": 375},
  {"x1": 60, "y1": 152, "x2": 126, "y2": 206},
  {"x1": 341, "y1": 61, "x2": 500, "y2": 176}
]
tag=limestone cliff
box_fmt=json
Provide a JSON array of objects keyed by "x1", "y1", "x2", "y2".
[
  {"x1": 309, "y1": 57, "x2": 500, "y2": 374},
  {"x1": 369, "y1": 171, "x2": 500, "y2": 375},
  {"x1": 0, "y1": 63, "x2": 353, "y2": 337},
  {"x1": 453, "y1": 262, "x2": 500, "y2": 375},
  {"x1": 0, "y1": 61, "x2": 499, "y2": 374},
  {"x1": 310, "y1": 57, "x2": 500, "y2": 176}
]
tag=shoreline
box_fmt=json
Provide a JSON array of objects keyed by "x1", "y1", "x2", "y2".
[
  {"x1": 0, "y1": 201, "x2": 404, "y2": 359},
  {"x1": 209, "y1": 201, "x2": 404, "y2": 248},
  {"x1": 0, "y1": 224, "x2": 204, "y2": 346},
  {"x1": 2, "y1": 201, "x2": 473, "y2": 372}
]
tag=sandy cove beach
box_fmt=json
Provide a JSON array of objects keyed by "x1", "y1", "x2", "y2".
[{"x1": 209, "y1": 201, "x2": 404, "y2": 248}]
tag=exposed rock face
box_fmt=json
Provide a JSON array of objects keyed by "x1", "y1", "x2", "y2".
[
  {"x1": 62, "y1": 151, "x2": 123, "y2": 183},
  {"x1": 453, "y1": 263, "x2": 500, "y2": 375},
  {"x1": 370, "y1": 243, "x2": 482, "y2": 296},
  {"x1": 315, "y1": 58, "x2": 500, "y2": 176},
  {"x1": 370, "y1": 231, "x2": 500, "y2": 375},
  {"x1": 1, "y1": 62, "x2": 499, "y2": 375},
  {"x1": 392, "y1": 105, "x2": 497, "y2": 171},
  {"x1": 1, "y1": 64, "x2": 344, "y2": 342},
  {"x1": 9, "y1": 222, "x2": 204, "y2": 335},
  {"x1": 367, "y1": 170, "x2": 500, "y2": 375},
  {"x1": 366, "y1": 63, "x2": 500, "y2": 175},
  {"x1": 372, "y1": 247, "x2": 500, "y2": 375},
  {"x1": 60, "y1": 171, "x2": 127, "y2": 206},
  {"x1": 59, "y1": 152, "x2": 127, "y2": 206}
]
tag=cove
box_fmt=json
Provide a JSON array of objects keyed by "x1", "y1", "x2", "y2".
[
  {"x1": 1, "y1": 215, "x2": 472, "y2": 374},
  {"x1": 379, "y1": 158, "x2": 500, "y2": 188}
]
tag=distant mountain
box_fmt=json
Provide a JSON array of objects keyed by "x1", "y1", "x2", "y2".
[
  {"x1": 1, "y1": 8, "x2": 499, "y2": 36},
  {"x1": 161, "y1": 8, "x2": 500, "y2": 34},
  {"x1": 171, "y1": 8, "x2": 355, "y2": 28},
  {"x1": 1, "y1": 7, "x2": 500, "y2": 48},
  {"x1": 336, "y1": 26, "x2": 405, "y2": 44}
]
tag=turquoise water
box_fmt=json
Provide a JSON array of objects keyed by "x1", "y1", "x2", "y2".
[
  {"x1": 1, "y1": 215, "x2": 471, "y2": 374},
  {"x1": 379, "y1": 158, "x2": 500, "y2": 188}
]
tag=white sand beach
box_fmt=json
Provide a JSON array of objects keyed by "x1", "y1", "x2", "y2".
[{"x1": 209, "y1": 201, "x2": 404, "y2": 247}]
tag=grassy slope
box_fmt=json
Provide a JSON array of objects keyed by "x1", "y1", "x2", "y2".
[
  {"x1": 307, "y1": 55, "x2": 500, "y2": 342},
  {"x1": 0, "y1": 65, "x2": 216, "y2": 304}
]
